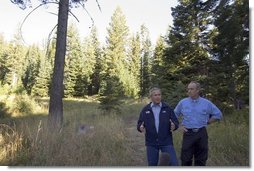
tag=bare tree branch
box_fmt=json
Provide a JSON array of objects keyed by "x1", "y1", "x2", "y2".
[
  {"x1": 96, "y1": 0, "x2": 102, "y2": 12},
  {"x1": 82, "y1": 5, "x2": 94, "y2": 27},
  {"x1": 45, "y1": 24, "x2": 57, "y2": 57},
  {"x1": 19, "y1": 1, "x2": 58, "y2": 44}
]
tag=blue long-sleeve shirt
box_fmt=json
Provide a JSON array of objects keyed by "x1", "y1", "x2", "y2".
[{"x1": 174, "y1": 97, "x2": 222, "y2": 129}]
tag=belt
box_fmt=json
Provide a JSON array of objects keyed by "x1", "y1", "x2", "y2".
[{"x1": 186, "y1": 127, "x2": 204, "y2": 133}]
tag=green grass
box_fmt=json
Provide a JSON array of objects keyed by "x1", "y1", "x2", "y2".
[{"x1": 0, "y1": 96, "x2": 249, "y2": 166}]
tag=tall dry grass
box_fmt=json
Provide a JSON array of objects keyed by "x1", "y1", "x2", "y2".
[
  {"x1": 171, "y1": 108, "x2": 249, "y2": 166},
  {"x1": 24, "y1": 115, "x2": 133, "y2": 166},
  {"x1": 0, "y1": 97, "x2": 136, "y2": 166},
  {"x1": 0, "y1": 96, "x2": 249, "y2": 166}
]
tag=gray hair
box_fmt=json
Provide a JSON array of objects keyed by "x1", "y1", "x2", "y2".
[
  {"x1": 190, "y1": 81, "x2": 201, "y2": 90},
  {"x1": 149, "y1": 87, "x2": 161, "y2": 97}
]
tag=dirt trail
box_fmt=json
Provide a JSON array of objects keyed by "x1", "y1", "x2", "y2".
[{"x1": 124, "y1": 116, "x2": 147, "y2": 166}]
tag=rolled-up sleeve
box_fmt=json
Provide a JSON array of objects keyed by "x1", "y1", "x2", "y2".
[
  {"x1": 209, "y1": 102, "x2": 222, "y2": 120},
  {"x1": 174, "y1": 101, "x2": 182, "y2": 118}
]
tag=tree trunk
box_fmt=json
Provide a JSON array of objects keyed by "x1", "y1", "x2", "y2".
[{"x1": 48, "y1": 0, "x2": 69, "y2": 130}]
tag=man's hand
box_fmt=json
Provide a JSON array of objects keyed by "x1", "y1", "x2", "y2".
[
  {"x1": 140, "y1": 121, "x2": 145, "y2": 133},
  {"x1": 179, "y1": 124, "x2": 188, "y2": 132},
  {"x1": 207, "y1": 118, "x2": 218, "y2": 125},
  {"x1": 170, "y1": 119, "x2": 175, "y2": 132}
]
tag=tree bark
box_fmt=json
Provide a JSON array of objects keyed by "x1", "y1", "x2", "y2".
[{"x1": 48, "y1": 0, "x2": 69, "y2": 130}]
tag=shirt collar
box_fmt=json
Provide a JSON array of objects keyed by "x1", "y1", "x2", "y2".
[
  {"x1": 151, "y1": 102, "x2": 162, "y2": 108},
  {"x1": 189, "y1": 97, "x2": 200, "y2": 103}
]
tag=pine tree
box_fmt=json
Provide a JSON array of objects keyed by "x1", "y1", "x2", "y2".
[
  {"x1": 159, "y1": 0, "x2": 219, "y2": 105},
  {"x1": 31, "y1": 39, "x2": 54, "y2": 97},
  {"x1": 151, "y1": 36, "x2": 165, "y2": 86},
  {"x1": 86, "y1": 26, "x2": 102, "y2": 96},
  {"x1": 128, "y1": 33, "x2": 141, "y2": 98},
  {"x1": 22, "y1": 45, "x2": 41, "y2": 95},
  {"x1": 4, "y1": 31, "x2": 26, "y2": 90},
  {"x1": 140, "y1": 24, "x2": 152, "y2": 98},
  {"x1": 170, "y1": 0, "x2": 215, "y2": 83},
  {"x1": 99, "y1": 6, "x2": 130, "y2": 113},
  {"x1": 0, "y1": 35, "x2": 9, "y2": 85},
  {"x1": 32, "y1": 54, "x2": 52, "y2": 97},
  {"x1": 212, "y1": 0, "x2": 249, "y2": 107},
  {"x1": 80, "y1": 26, "x2": 99, "y2": 96},
  {"x1": 64, "y1": 23, "x2": 82, "y2": 97},
  {"x1": 99, "y1": 75, "x2": 124, "y2": 114}
]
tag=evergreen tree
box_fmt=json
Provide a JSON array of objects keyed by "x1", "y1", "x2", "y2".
[
  {"x1": 22, "y1": 45, "x2": 41, "y2": 95},
  {"x1": 212, "y1": 0, "x2": 249, "y2": 107},
  {"x1": 32, "y1": 54, "x2": 52, "y2": 97},
  {"x1": 170, "y1": 0, "x2": 214, "y2": 83},
  {"x1": 4, "y1": 31, "x2": 26, "y2": 90},
  {"x1": 64, "y1": 23, "x2": 82, "y2": 97},
  {"x1": 128, "y1": 33, "x2": 141, "y2": 98},
  {"x1": 86, "y1": 26, "x2": 102, "y2": 96},
  {"x1": 151, "y1": 35, "x2": 166, "y2": 86},
  {"x1": 99, "y1": 75, "x2": 124, "y2": 114},
  {"x1": 33, "y1": 36, "x2": 57, "y2": 97},
  {"x1": 80, "y1": 26, "x2": 100, "y2": 96},
  {"x1": 0, "y1": 35, "x2": 9, "y2": 85},
  {"x1": 140, "y1": 24, "x2": 152, "y2": 98},
  {"x1": 160, "y1": 0, "x2": 219, "y2": 105},
  {"x1": 32, "y1": 40, "x2": 54, "y2": 97},
  {"x1": 99, "y1": 6, "x2": 130, "y2": 113}
]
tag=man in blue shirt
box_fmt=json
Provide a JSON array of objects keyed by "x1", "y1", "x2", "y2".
[
  {"x1": 174, "y1": 81, "x2": 222, "y2": 166},
  {"x1": 137, "y1": 87, "x2": 179, "y2": 166}
]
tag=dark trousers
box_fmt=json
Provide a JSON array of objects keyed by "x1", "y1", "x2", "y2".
[{"x1": 181, "y1": 127, "x2": 208, "y2": 166}]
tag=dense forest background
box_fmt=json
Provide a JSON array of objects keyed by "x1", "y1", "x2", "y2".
[{"x1": 0, "y1": 0, "x2": 249, "y2": 112}]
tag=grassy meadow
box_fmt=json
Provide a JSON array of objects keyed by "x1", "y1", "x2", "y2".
[{"x1": 0, "y1": 94, "x2": 249, "y2": 166}]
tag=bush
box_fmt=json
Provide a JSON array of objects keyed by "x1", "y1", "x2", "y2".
[
  {"x1": 0, "y1": 102, "x2": 9, "y2": 118},
  {"x1": 5, "y1": 94, "x2": 41, "y2": 117},
  {"x1": 0, "y1": 84, "x2": 11, "y2": 96},
  {"x1": 99, "y1": 76, "x2": 125, "y2": 115}
]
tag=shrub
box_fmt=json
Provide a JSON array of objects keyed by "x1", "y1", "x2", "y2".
[
  {"x1": 0, "y1": 84, "x2": 11, "y2": 96},
  {"x1": 0, "y1": 102, "x2": 9, "y2": 118},
  {"x1": 6, "y1": 94, "x2": 41, "y2": 117}
]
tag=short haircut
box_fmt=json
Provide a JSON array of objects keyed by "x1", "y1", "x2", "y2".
[
  {"x1": 189, "y1": 81, "x2": 201, "y2": 90},
  {"x1": 149, "y1": 87, "x2": 161, "y2": 97}
]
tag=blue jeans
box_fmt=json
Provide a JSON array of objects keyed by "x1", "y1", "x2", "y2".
[{"x1": 146, "y1": 145, "x2": 179, "y2": 166}]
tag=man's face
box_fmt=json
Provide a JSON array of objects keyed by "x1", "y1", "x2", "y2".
[
  {"x1": 151, "y1": 90, "x2": 161, "y2": 104},
  {"x1": 187, "y1": 83, "x2": 199, "y2": 99}
]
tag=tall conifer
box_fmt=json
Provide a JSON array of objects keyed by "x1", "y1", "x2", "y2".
[{"x1": 99, "y1": 6, "x2": 129, "y2": 113}]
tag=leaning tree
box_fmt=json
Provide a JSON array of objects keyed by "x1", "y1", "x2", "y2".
[{"x1": 10, "y1": 0, "x2": 100, "y2": 130}]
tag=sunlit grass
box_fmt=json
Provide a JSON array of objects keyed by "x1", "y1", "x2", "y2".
[{"x1": 0, "y1": 96, "x2": 249, "y2": 166}]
